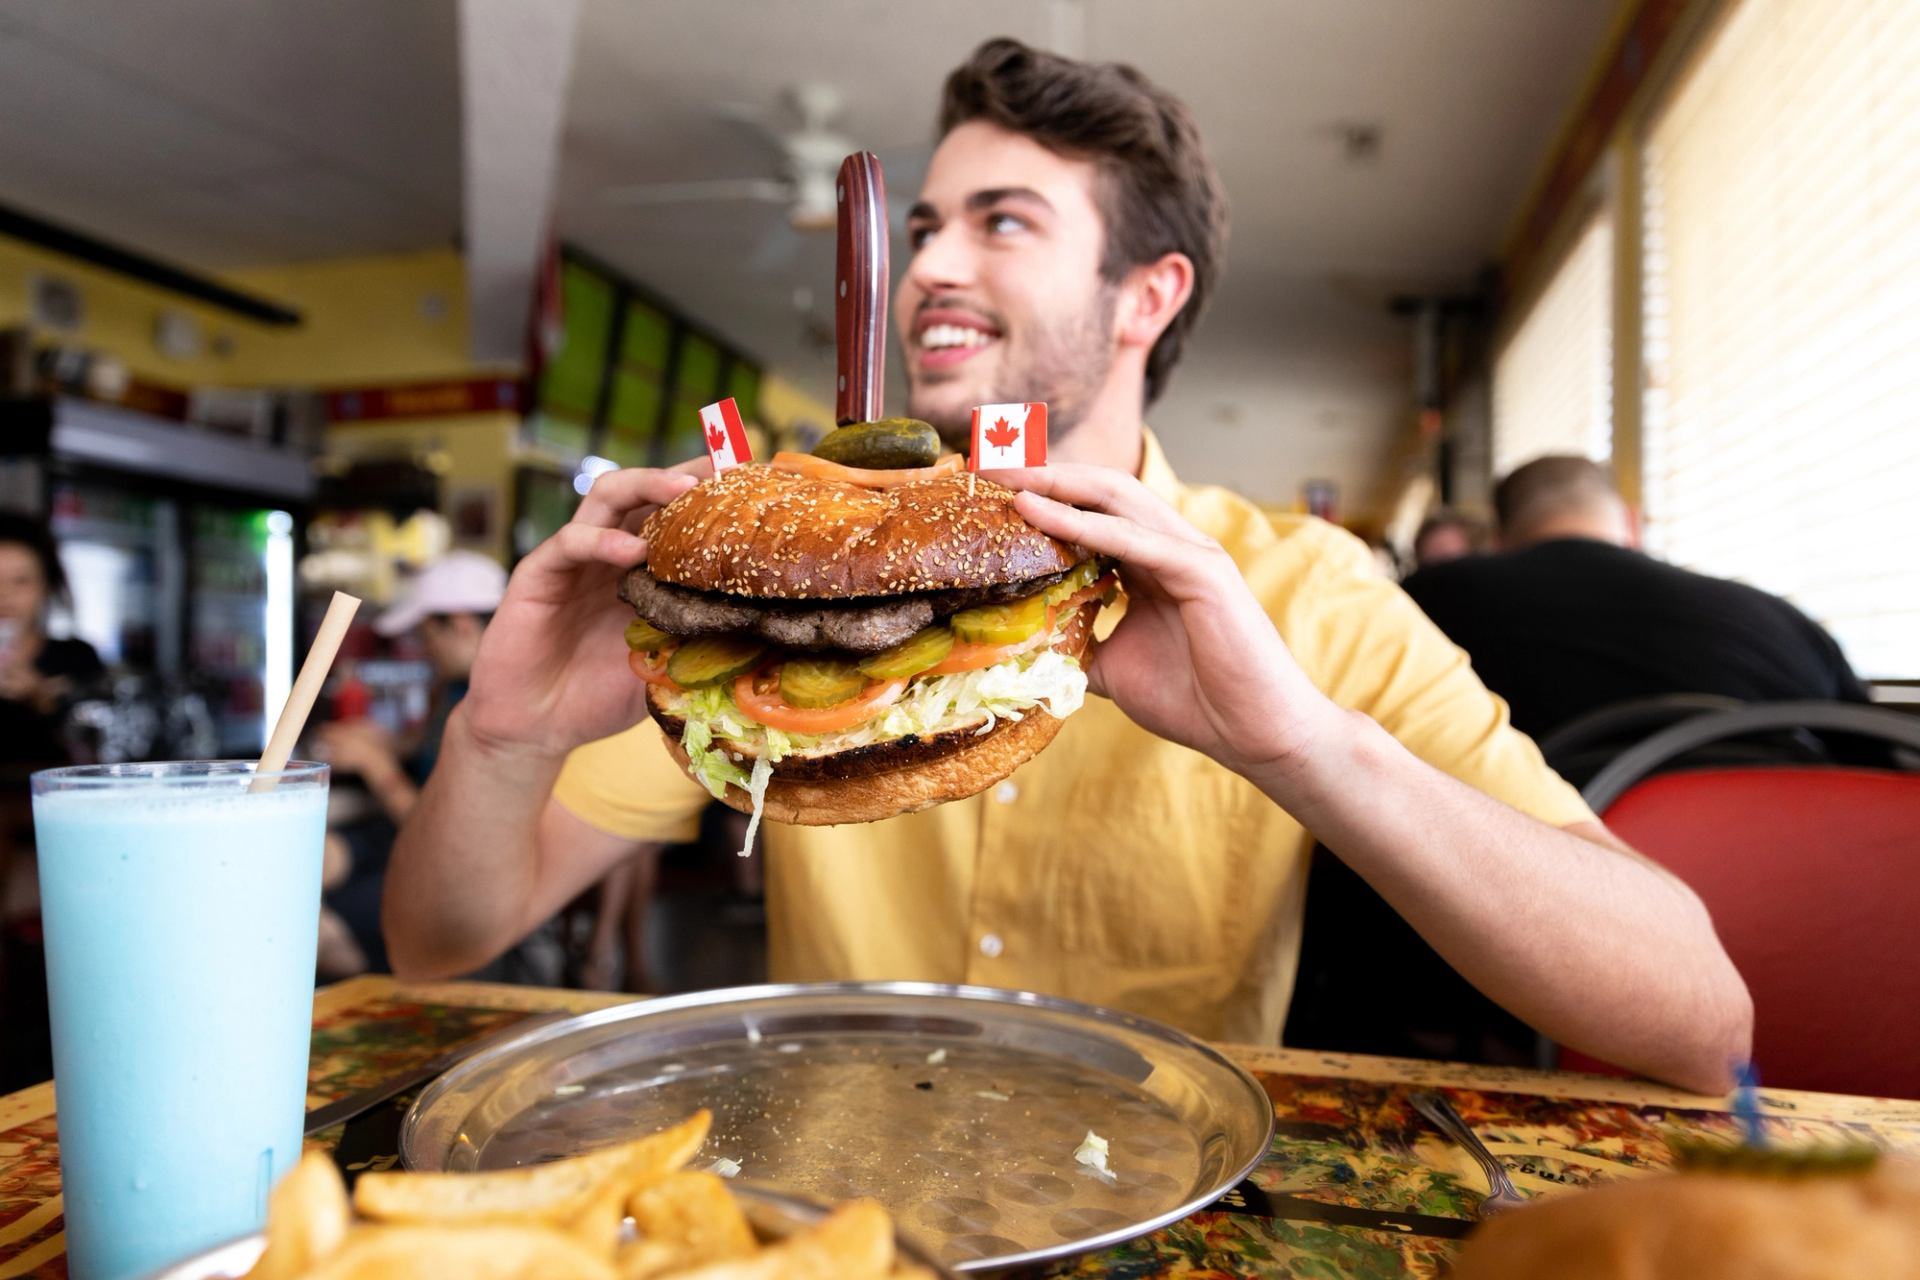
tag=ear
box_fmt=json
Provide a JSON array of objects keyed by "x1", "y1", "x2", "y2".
[{"x1": 1114, "y1": 251, "x2": 1195, "y2": 353}]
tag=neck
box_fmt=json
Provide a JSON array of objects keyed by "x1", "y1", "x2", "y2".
[{"x1": 1049, "y1": 372, "x2": 1148, "y2": 477}]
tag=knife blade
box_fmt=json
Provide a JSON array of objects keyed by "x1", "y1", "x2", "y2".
[
  {"x1": 302, "y1": 1012, "x2": 562, "y2": 1136},
  {"x1": 1212, "y1": 1179, "x2": 1476, "y2": 1239},
  {"x1": 834, "y1": 150, "x2": 889, "y2": 426}
]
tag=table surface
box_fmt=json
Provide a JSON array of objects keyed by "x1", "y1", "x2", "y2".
[{"x1": 3, "y1": 977, "x2": 1917, "y2": 1279}]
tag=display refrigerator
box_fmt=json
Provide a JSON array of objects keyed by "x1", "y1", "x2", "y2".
[{"x1": 0, "y1": 396, "x2": 311, "y2": 758}]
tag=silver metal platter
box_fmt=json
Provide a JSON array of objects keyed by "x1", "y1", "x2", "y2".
[
  {"x1": 141, "y1": 1184, "x2": 955, "y2": 1278},
  {"x1": 402, "y1": 982, "x2": 1275, "y2": 1273}
]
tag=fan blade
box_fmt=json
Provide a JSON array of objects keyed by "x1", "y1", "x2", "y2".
[{"x1": 600, "y1": 178, "x2": 790, "y2": 206}]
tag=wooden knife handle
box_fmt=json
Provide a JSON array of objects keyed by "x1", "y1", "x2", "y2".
[{"x1": 835, "y1": 151, "x2": 889, "y2": 426}]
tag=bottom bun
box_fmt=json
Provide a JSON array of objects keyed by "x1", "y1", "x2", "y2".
[{"x1": 662, "y1": 707, "x2": 1064, "y2": 826}]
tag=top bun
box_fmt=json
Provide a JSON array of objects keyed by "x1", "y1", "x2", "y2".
[{"x1": 640, "y1": 465, "x2": 1078, "y2": 599}]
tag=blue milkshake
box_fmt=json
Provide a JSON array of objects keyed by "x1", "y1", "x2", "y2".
[{"x1": 32, "y1": 762, "x2": 328, "y2": 1280}]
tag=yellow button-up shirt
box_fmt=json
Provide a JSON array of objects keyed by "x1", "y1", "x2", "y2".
[{"x1": 552, "y1": 434, "x2": 1591, "y2": 1043}]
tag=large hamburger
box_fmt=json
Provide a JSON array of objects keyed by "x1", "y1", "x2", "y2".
[{"x1": 620, "y1": 449, "x2": 1112, "y2": 833}]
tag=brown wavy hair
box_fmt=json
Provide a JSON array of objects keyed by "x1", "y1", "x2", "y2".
[{"x1": 939, "y1": 37, "x2": 1228, "y2": 406}]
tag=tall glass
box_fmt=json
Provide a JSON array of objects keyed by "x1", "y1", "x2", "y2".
[{"x1": 32, "y1": 762, "x2": 328, "y2": 1280}]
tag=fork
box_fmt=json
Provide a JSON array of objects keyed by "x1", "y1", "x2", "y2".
[{"x1": 1409, "y1": 1091, "x2": 1530, "y2": 1217}]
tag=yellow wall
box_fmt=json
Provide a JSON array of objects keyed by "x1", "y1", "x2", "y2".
[
  {"x1": 757, "y1": 372, "x2": 835, "y2": 445},
  {"x1": 0, "y1": 238, "x2": 497, "y2": 389}
]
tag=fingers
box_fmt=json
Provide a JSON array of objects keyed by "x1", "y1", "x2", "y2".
[
  {"x1": 1012, "y1": 490, "x2": 1224, "y2": 590},
  {"x1": 996, "y1": 464, "x2": 1201, "y2": 540},
  {"x1": 518, "y1": 523, "x2": 648, "y2": 584},
  {"x1": 574, "y1": 468, "x2": 701, "y2": 530}
]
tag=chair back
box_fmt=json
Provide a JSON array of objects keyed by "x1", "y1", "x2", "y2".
[{"x1": 1565, "y1": 703, "x2": 1920, "y2": 1098}]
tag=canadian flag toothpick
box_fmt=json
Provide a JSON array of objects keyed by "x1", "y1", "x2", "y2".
[
  {"x1": 699, "y1": 397, "x2": 752, "y2": 473},
  {"x1": 968, "y1": 402, "x2": 1048, "y2": 471}
]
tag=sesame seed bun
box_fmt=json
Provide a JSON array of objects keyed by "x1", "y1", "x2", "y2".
[{"x1": 640, "y1": 465, "x2": 1077, "y2": 599}]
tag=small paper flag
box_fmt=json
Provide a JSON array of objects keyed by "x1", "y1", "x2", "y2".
[
  {"x1": 969, "y1": 402, "x2": 1047, "y2": 471},
  {"x1": 699, "y1": 397, "x2": 752, "y2": 473}
]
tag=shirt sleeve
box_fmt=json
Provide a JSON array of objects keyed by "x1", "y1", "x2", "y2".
[
  {"x1": 1279, "y1": 523, "x2": 1595, "y2": 830},
  {"x1": 550, "y1": 718, "x2": 711, "y2": 843}
]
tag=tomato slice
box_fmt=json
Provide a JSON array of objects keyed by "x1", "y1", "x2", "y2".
[
  {"x1": 919, "y1": 626, "x2": 1053, "y2": 676},
  {"x1": 1057, "y1": 573, "x2": 1120, "y2": 614},
  {"x1": 628, "y1": 648, "x2": 682, "y2": 690},
  {"x1": 732, "y1": 669, "x2": 907, "y2": 734},
  {"x1": 770, "y1": 452, "x2": 965, "y2": 489}
]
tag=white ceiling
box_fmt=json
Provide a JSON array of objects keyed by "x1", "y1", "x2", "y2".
[{"x1": 0, "y1": 0, "x2": 1617, "y2": 514}]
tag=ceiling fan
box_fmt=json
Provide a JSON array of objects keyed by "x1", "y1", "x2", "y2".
[{"x1": 600, "y1": 83, "x2": 854, "y2": 232}]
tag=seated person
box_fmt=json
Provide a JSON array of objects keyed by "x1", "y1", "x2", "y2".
[
  {"x1": 1402, "y1": 455, "x2": 1874, "y2": 746},
  {"x1": 382, "y1": 39, "x2": 1751, "y2": 1094},
  {"x1": 0, "y1": 514, "x2": 104, "y2": 776},
  {"x1": 1409, "y1": 508, "x2": 1485, "y2": 571}
]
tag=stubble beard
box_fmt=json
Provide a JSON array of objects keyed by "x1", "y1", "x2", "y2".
[{"x1": 910, "y1": 286, "x2": 1119, "y2": 451}]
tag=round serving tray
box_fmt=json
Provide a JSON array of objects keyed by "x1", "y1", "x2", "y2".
[{"x1": 401, "y1": 982, "x2": 1274, "y2": 1272}]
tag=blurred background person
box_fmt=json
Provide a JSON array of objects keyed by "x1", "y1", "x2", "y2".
[
  {"x1": 1402, "y1": 455, "x2": 1874, "y2": 749},
  {"x1": 0, "y1": 514, "x2": 104, "y2": 776},
  {"x1": 1409, "y1": 508, "x2": 1487, "y2": 571},
  {"x1": 313, "y1": 551, "x2": 505, "y2": 976}
]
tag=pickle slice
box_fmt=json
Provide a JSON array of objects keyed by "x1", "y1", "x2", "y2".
[
  {"x1": 778, "y1": 658, "x2": 868, "y2": 708},
  {"x1": 856, "y1": 626, "x2": 956, "y2": 680},
  {"x1": 1043, "y1": 560, "x2": 1102, "y2": 606},
  {"x1": 624, "y1": 618, "x2": 675, "y2": 652},
  {"x1": 666, "y1": 636, "x2": 765, "y2": 688},
  {"x1": 950, "y1": 593, "x2": 1050, "y2": 646},
  {"x1": 812, "y1": 419, "x2": 941, "y2": 470}
]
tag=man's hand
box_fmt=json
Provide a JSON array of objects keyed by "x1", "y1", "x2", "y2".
[
  {"x1": 461, "y1": 462, "x2": 706, "y2": 758},
  {"x1": 1000, "y1": 465, "x2": 1342, "y2": 780}
]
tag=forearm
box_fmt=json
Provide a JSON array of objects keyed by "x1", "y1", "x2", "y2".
[
  {"x1": 363, "y1": 762, "x2": 420, "y2": 825},
  {"x1": 1251, "y1": 709, "x2": 1752, "y2": 1094},
  {"x1": 382, "y1": 703, "x2": 568, "y2": 980}
]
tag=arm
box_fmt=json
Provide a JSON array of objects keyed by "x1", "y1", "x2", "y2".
[
  {"x1": 1004, "y1": 466, "x2": 1752, "y2": 1095},
  {"x1": 314, "y1": 720, "x2": 419, "y2": 824},
  {"x1": 383, "y1": 464, "x2": 703, "y2": 980}
]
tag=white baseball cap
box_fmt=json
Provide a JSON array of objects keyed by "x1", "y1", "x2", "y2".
[{"x1": 375, "y1": 551, "x2": 508, "y2": 636}]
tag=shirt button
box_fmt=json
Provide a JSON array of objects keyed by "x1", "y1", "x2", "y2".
[
  {"x1": 993, "y1": 781, "x2": 1019, "y2": 804},
  {"x1": 979, "y1": 932, "x2": 1004, "y2": 958}
]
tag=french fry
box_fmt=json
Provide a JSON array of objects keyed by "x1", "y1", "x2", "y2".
[
  {"x1": 352, "y1": 1111, "x2": 710, "y2": 1226},
  {"x1": 627, "y1": 1173, "x2": 756, "y2": 1261},
  {"x1": 616, "y1": 1238, "x2": 696, "y2": 1280},
  {"x1": 667, "y1": 1200, "x2": 895, "y2": 1280},
  {"x1": 243, "y1": 1152, "x2": 350, "y2": 1280},
  {"x1": 299, "y1": 1224, "x2": 618, "y2": 1280}
]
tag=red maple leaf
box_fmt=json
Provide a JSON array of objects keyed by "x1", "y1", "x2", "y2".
[
  {"x1": 706, "y1": 421, "x2": 729, "y2": 454},
  {"x1": 984, "y1": 415, "x2": 1021, "y2": 450}
]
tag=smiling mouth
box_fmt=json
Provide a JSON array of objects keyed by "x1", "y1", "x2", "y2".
[{"x1": 917, "y1": 323, "x2": 997, "y2": 352}]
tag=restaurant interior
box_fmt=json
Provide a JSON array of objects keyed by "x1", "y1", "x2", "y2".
[{"x1": 0, "y1": 1, "x2": 1916, "y2": 1277}]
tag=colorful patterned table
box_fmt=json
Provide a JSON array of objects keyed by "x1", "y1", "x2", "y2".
[{"x1": 4, "y1": 977, "x2": 1917, "y2": 1278}]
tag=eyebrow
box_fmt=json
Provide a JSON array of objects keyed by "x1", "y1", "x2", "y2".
[{"x1": 905, "y1": 187, "x2": 1056, "y2": 223}]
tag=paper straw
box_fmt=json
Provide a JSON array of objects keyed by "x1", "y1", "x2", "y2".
[{"x1": 251, "y1": 591, "x2": 361, "y2": 792}]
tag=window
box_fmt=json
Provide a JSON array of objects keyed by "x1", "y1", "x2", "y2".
[
  {"x1": 1492, "y1": 213, "x2": 1614, "y2": 476},
  {"x1": 1641, "y1": 0, "x2": 1920, "y2": 678}
]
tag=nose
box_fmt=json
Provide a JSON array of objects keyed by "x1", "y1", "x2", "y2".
[{"x1": 900, "y1": 220, "x2": 974, "y2": 310}]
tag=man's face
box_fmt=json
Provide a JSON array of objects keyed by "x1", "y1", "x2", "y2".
[{"x1": 898, "y1": 121, "x2": 1119, "y2": 446}]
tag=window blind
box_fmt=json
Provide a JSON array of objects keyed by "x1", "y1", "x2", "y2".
[
  {"x1": 1641, "y1": 0, "x2": 1920, "y2": 678},
  {"x1": 1493, "y1": 213, "x2": 1614, "y2": 476}
]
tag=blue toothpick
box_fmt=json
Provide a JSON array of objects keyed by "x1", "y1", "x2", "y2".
[{"x1": 1734, "y1": 1062, "x2": 1765, "y2": 1148}]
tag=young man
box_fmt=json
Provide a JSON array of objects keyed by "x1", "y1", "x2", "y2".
[{"x1": 386, "y1": 40, "x2": 1750, "y2": 1092}]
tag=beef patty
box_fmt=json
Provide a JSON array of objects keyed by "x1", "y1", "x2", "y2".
[{"x1": 620, "y1": 565, "x2": 1070, "y2": 654}]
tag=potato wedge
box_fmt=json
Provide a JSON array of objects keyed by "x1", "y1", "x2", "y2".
[
  {"x1": 667, "y1": 1200, "x2": 894, "y2": 1280},
  {"x1": 243, "y1": 1152, "x2": 351, "y2": 1280},
  {"x1": 300, "y1": 1224, "x2": 618, "y2": 1280},
  {"x1": 352, "y1": 1111, "x2": 710, "y2": 1226},
  {"x1": 627, "y1": 1172, "x2": 756, "y2": 1261}
]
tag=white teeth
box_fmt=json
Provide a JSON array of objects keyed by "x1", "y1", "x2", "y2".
[{"x1": 920, "y1": 323, "x2": 994, "y2": 350}]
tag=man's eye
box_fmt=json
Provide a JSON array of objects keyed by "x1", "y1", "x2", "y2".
[
  {"x1": 985, "y1": 212, "x2": 1026, "y2": 236},
  {"x1": 906, "y1": 225, "x2": 936, "y2": 250}
]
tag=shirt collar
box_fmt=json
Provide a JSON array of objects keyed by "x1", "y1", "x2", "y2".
[{"x1": 1137, "y1": 428, "x2": 1186, "y2": 507}]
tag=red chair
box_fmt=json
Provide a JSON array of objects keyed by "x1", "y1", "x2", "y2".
[{"x1": 1560, "y1": 703, "x2": 1920, "y2": 1099}]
